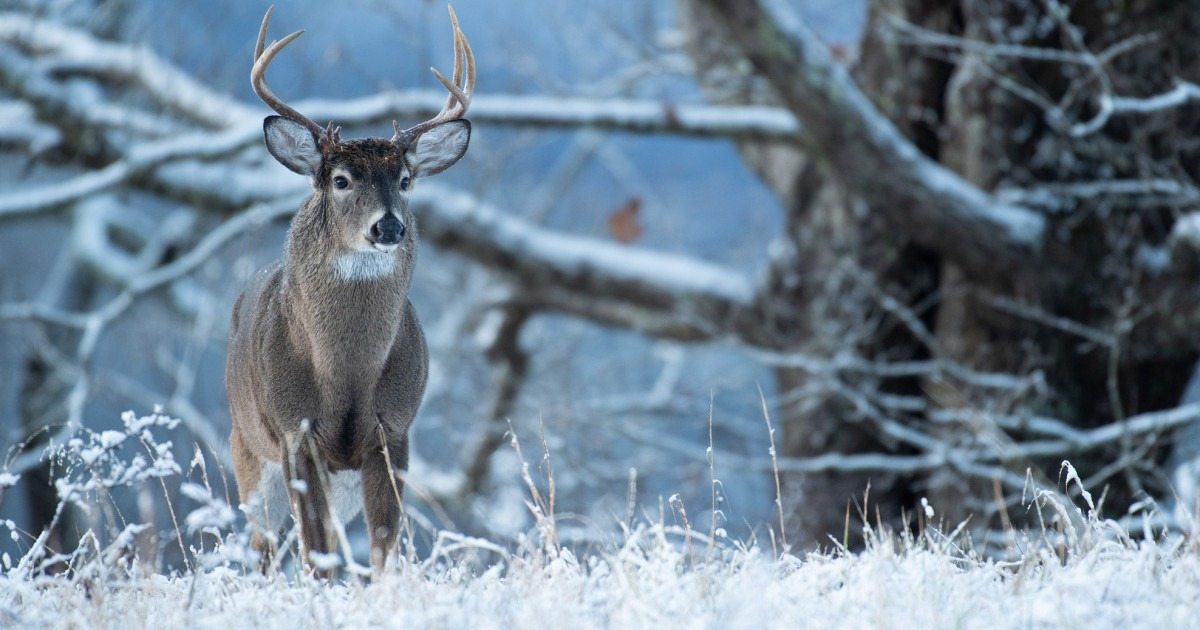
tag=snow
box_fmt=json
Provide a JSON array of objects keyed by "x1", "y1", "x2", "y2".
[
  {"x1": 1, "y1": 524, "x2": 1197, "y2": 628},
  {"x1": 98, "y1": 430, "x2": 127, "y2": 448},
  {"x1": 1171, "y1": 212, "x2": 1200, "y2": 253},
  {"x1": 0, "y1": 126, "x2": 262, "y2": 217},
  {"x1": 5, "y1": 410, "x2": 1200, "y2": 627},
  {"x1": 308, "y1": 551, "x2": 342, "y2": 571},
  {"x1": 461, "y1": 93, "x2": 801, "y2": 137},
  {"x1": 0, "y1": 100, "x2": 60, "y2": 151},
  {"x1": 911, "y1": 159, "x2": 1046, "y2": 246},
  {"x1": 181, "y1": 483, "x2": 237, "y2": 535},
  {"x1": 1, "y1": 6, "x2": 1197, "y2": 625}
]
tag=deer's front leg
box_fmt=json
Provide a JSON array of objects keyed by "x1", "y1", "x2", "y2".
[
  {"x1": 361, "y1": 425, "x2": 408, "y2": 574},
  {"x1": 284, "y1": 428, "x2": 335, "y2": 575}
]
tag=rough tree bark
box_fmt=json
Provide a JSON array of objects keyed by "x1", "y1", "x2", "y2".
[
  {"x1": 928, "y1": 0, "x2": 1200, "y2": 520},
  {"x1": 679, "y1": 0, "x2": 956, "y2": 545},
  {"x1": 686, "y1": 0, "x2": 1200, "y2": 544}
]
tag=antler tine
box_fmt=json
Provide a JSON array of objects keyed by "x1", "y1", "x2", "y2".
[
  {"x1": 442, "y1": 6, "x2": 475, "y2": 116},
  {"x1": 442, "y1": 6, "x2": 465, "y2": 112},
  {"x1": 254, "y1": 6, "x2": 271, "y2": 61},
  {"x1": 461, "y1": 19, "x2": 476, "y2": 105},
  {"x1": 430, "y1": 67, "x2": 468, "y2": 115},
  {"x1": 251, "y1": 8, "x2": 324, "y2": 139},
  {"x1": 393, "y1": 4, "x2": 475, "y2": 145}
]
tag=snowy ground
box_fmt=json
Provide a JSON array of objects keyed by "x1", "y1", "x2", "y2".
[
  {"x1": 1, "y1": 412, "x2": 1197, "y2": 628},
  {"x1": 2, "y1": 524, "x2": 1198, "y2": 629}
]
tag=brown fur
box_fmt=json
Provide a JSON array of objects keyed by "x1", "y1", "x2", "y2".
[{"x1": 226, "y1": 138, "x2": 429, "y2": 574}]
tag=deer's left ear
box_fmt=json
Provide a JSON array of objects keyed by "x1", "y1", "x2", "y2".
[{"x1": 409, "y1": 120, "x2": 470, "y2": 176}]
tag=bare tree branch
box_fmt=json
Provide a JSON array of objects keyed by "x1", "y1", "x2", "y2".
[
  {"x1": 461, "y1": 304, "x2": 530, "y2": 496},
  {"x1": 883, "y1": 12, "x2": 1157, "y2": 68}
]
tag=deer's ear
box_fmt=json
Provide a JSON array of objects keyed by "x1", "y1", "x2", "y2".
[
  {"x1": 263, "y1": 116, "x2": 322, "y2": 176},
  {"x1": 409, "y1": 120, "x2": 470, "y2": 177}
]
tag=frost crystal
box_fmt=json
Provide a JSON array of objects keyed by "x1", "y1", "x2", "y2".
[
  {"x1": 309, "y1": 551, "x2": 341, "y2": 571},
  {"x1": 181, "y1": 483, "x2": 236, "y2": 535},
  {"x1": 99, "y1": 430, "x2": 127, "y2": 448}
]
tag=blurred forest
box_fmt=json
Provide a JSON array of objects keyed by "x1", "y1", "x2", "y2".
[{"x1": 1, "y1": 0, "x2": 1199, "y2": 566}]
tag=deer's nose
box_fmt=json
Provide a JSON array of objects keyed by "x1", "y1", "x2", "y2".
[{"x1": 370, "y1": 213, "x2": 405, "y2": 245}]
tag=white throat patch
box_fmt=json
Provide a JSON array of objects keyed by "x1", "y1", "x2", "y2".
[{"x1": 333, "y1": 251, "x2": 396, "y2": 281}]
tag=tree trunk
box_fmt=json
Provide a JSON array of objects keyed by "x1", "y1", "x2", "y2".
[
  {"x1": 679, "y1": 0, "x2": 952, "y2": 547},
  {"x1": 929, "y1": 0, "x2": 1200, "y2": 521},
  {"x1": 682, "y1": 0, "x2": 1200, "y2": 546}
]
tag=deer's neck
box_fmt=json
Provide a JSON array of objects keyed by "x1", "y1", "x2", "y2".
[
  {"x1": 331, "y1": 251, "x2": 396, "y2": 281},
  {"x1": 280, "y1": 220, "x2": 414, "y2": 384}
]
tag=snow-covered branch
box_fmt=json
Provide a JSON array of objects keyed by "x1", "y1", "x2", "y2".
[
  {"x1": 0, "y1": 99, "x2": 59, "y2": 151},
  {"x1": 1069, "y1": 81, "x2": 1200, "y2": 137},
  {"x1": 880, "y1": 11, "x2": 1176, "y2": 140},
  {"x1": 688, "y1": 0, "x2": 1046, "y2": 279},
  {"x1": 0, "y1": 12, "x2": 803, "y2": 143},
  {"x1": 1011, "y1": 402, "x2": 1200, "y2": 457},
  {"x1": 882, "y1": 13, "x2": 1109, "y2": 66},
  {"x1": 997, "y1": 179, "x2": 1200, "y2": 213},
  {"x1": 0, "y1": 195, "x2": 299, "y2": 473},
  {"x1": 412, "y1": 183, "x2": 758, "y2": 341},
  {"x1": 0, "y1": 128, "x2": 255, "y2": 218},
  {"x1": 0, "y1": 11, "x2": 253, "y2": 127},
  {"x1": 307, "y1": 91, "x2": 803, "y2": 140}
]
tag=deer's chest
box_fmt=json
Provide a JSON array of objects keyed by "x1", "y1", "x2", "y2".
[{"x1": 303, "y1": 303, "x2": 402, "y2": 386}]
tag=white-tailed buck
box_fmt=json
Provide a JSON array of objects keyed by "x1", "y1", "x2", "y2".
[{"x1": 226, "y1": 6, "x2": 474, "y2": 573}]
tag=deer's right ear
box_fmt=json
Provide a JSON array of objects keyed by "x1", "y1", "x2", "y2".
[{"x1": 263, "y1": 116, "x2": 323, "y2": 177}]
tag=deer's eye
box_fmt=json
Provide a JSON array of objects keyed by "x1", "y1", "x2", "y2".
[
  {"x1": 400, "y1": 177, "x2": 410, "y2": 191},
  {"x1": 333, "y1": 175, "x2": 350, "y2": 190}
]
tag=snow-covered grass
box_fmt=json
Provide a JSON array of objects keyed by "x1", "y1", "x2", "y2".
[
  {"x1": 4, "y1": 519, "x2": 1198, "y2": 628},
  {"x1": 1, "y1": 412, "x2": 1198, "y2": 628}
]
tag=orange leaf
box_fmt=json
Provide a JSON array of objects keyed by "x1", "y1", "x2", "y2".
[{"x1": 607, "y1": 197, "x2": 643, "y2": 244}]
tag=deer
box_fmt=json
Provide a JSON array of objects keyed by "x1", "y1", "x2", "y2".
[{"x1": 225, "y1": 6, "x2": 474, "y2": 575}]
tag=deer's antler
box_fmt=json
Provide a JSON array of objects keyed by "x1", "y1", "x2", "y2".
[
  {"x1": 252, "y1": 7, "x2": 338, "y2": 149},
  {"x1": 392, "y1": 5, "x2": 475, "y2": 148}
]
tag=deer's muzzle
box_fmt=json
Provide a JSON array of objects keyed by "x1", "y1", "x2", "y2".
[{"x1": 370, "y1": 212, "x2": 405, "y2": 247}]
